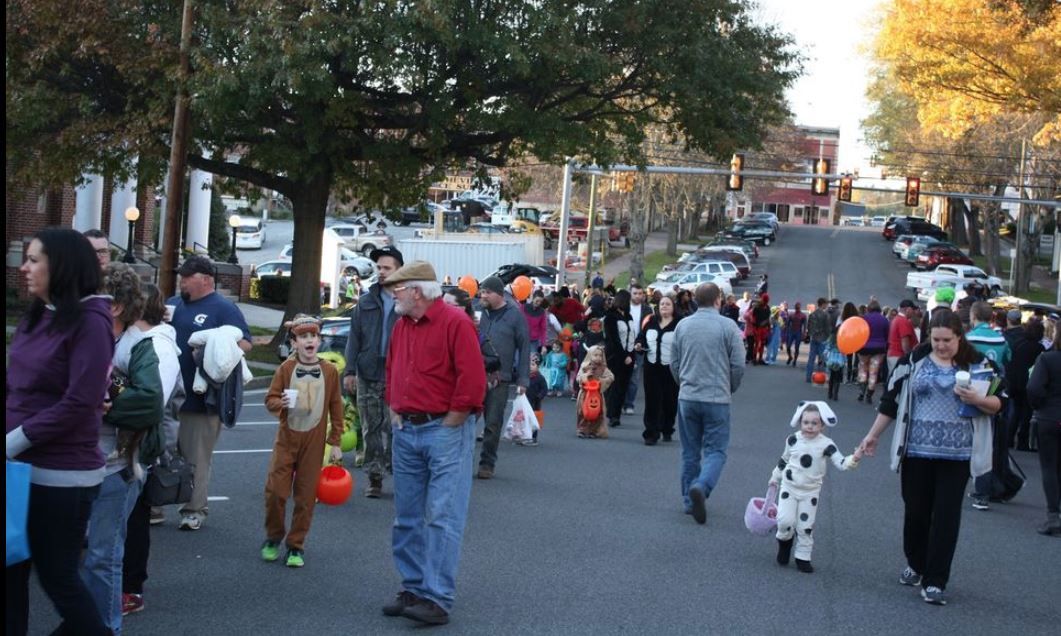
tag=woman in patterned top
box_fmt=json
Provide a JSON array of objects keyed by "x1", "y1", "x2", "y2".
[{"x1": 858, "y1": 309, "x2": 1006, "y2": 607}]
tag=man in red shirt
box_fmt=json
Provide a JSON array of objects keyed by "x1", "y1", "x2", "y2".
[
  {"x1": 887, "y1": 299, "x2": 919, "y2": 376},
  {"x1": 549, "y1": 291, "x2": 585, "y2": 326},
  {"x1": 381, "y1": 261, "x2": 486, "y2": 626}
]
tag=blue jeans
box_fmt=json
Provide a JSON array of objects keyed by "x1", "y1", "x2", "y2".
[
  {"x1": 805, "y1": 339, "x2": 826, "y2": 381},
  {"x1": 766, "y1": 326, "x2": 782, "y2": 362},
  {"x1": 81, "y1": 471, "x2": 142, "y2": 635},
  {"x1": 624, "y1": 352, "x2": 644, "y2": 409},
  {"x1": 678, "y1": 400, "x2": 731, "y2": 511},
  {"x1": 392, "y1": 418, "x2": 475, "y2": 613}
]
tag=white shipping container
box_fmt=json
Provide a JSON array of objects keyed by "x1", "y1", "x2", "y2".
[{"x1": 397, "y1": 235, "x2": 544, "y2": 283}]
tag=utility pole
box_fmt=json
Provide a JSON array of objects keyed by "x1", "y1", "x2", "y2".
[
  {"x1": 1013, "y1": 138, "x2": 1028, "y2": 294},
  {"x1": 159, "y1": 0, "x2": 195, "y2": 298},
  {"x1": 583, "y1": 174, "x2": 598, "y2": 292}
]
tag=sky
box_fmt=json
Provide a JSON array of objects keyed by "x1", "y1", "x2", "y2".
[{"x1": 754, "y1": 0, "x2": 886, "y2": 175}]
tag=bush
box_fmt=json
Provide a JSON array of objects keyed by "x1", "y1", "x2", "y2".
[{"x1": 251, "y1": 276, "x2": 291, "y2": 304}]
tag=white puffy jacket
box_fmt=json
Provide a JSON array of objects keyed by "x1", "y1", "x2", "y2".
[{"x1": 188, "y1": 326, "x2": 253, "y2": 394}]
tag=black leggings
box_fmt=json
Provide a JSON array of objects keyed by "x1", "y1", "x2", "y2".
[
  {"x1": 123, "y1": 488, "x2": 152, "y2": 594},
  {"x1": 1036, "y1": 419, "x2": 1061, "y2": 514},
  {"x1": 900, "y1": 457, "x2": 969, "y2": 590},
  {"x1": 606, "y1": 360, "x2": 632, "y2": 424},
  {"x1": 642, "y1": 362, "x2": 679, "y2": 441}
]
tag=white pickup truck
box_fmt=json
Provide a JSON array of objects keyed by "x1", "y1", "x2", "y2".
[{"x1": 906, "y1": 265, "x2": 1003, "y2": 301}]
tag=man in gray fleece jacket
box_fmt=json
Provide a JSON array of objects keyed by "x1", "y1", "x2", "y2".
[
  {"x1": 476, "y1": 276, "x2": 531, "y2": 479},
  {"x1": 670, "y1": 282, "x2": 746, "y2": 525}
]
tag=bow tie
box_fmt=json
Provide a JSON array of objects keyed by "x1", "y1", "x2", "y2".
[{"x1": 296, "y1": 368, "x2": 321, "y2": 378}]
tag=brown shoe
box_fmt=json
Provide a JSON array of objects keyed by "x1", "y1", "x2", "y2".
[
  {"x1": 382, "y1": 591, "x2": 419, "y2": 617},
  {"x1": 476, "y1": 466, "x2": 494, "y2": 480},
  {"x1": 401, "y1": 599, "x2": 450, "y2": 625},
  {"x1": 365, "y1": 475, "x2": 383, "y2": 499}
]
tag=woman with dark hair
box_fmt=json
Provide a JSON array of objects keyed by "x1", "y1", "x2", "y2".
[
  {"x1": 840, "y1": 302, "x2": 860, "y2": 383},
  {"x1": 520, "y1": 290, "x2": 548, "y2": 354},
  {"x1": 1027, "y1": 324, "x2": 1061, "y2": 535},
  {"x1": 6, "y1": 228, "x2": 114, "y2": 635},
  {"x1": 636, "y1": 295, "x2": 681, "y2": 445},
  {"x1": 443, "y1": 287, "x2": 476, "y2": 321},
  {"x1": 603, "y1": 289, "x2": 636, "y2": 428},
  {"x1": 857, "y1": 300, "x2": 891, "y2": 405},
  {"x1": 859, "y1": 309, "x2": 1006, "y2": 606},
  {"x1": 675, "y1": 289, "x2": 698, "y2": 318}
]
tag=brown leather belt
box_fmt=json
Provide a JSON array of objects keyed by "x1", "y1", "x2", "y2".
[{"x1": 400, "y1": 412, "x2": 448, "y2": 425}]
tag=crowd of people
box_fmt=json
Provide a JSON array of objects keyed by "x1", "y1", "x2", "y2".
[{"x1": 7, "y1": 230, "x2": 1059, "y2": 632}]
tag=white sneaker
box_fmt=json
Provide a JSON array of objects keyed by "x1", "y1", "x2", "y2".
[
  {"x1": 623, "y1": 407, "x2": 635, "y2": 415},
  {"x1": 178, "y1": 514, "x2": 203, "y2": 531}
]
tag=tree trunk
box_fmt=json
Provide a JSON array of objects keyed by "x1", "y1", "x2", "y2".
[
  {"x1": 983, "y1": 185, "x2": 1005, "y2": 276},
  {"x1": 965, "y1": 205, "x2": 982, "y2": 256},
  {"x1": 948, "y1": 197, "x2": 969, "y2": 247},
  {"x1": 628, "y1": 176, "x2": 648, "y2": 285},
  {"x1": 269, "y1": 170, "x2": 333, "y2": 348},
  {"x1": 1015, "y1": 207, "x2": 1044, "y2": 294},
  {"x1": 666, "y1": 201, "x2": 680, "y2": 257}
]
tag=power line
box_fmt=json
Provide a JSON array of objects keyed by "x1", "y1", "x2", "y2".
[{"x1": 874, "y1": 146, "x2": 1061, "y2": 164}]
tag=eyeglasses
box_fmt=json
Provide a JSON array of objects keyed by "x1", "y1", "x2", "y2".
[
  {"x1": 95, "y1": 249, "x2": 110, "y2": 256},
  {"x1": 392, "y1": 286, "x2": 408, "y2": 293}
]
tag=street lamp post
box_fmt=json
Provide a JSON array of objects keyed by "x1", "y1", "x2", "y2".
[
  {"x1": 228, "y1": 214, "x2": 240, "y2": 264},
  {"x1": 123, "y1": 207, "x2": 140, "y2": 264}
]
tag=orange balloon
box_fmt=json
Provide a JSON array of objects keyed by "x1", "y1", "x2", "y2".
[
  {"x1": 512, "y1": 275, "x2": 533, "y2": 301},
  {"x1": 836, "y1": 316, "x2": 870, "y2": 355},
  {"x1": 458, "y1": 275, "x2": 478, "y2": 296}
]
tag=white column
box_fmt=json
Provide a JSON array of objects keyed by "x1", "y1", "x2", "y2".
[
  {"x1": 73, "y1": 174, "x2": 104, "y2": 233},
  {"x1": 109, "y1": 163, "x2": 139, "y2": 250},
  {"x1": 186, "y1": 160, "x2": 213, "y2": 253}
]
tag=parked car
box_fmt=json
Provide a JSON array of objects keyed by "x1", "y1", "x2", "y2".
[
  {"x1": 746, "y1": 212, "x2": 780, "y2": 231},
  {"x1": 648, "y1": 271, "x2": 733, "y2": 297},
  {"x1": 323, "y1": 223, "x2": 393, "y2": 255},
  {"x1": 490, "y1": 263, "x2": 560, "y2": 293},
  {"x1": 701, "y1": 239, "x2": 759, "y2": 259},
  {"x1": 915, "y1": 245, "x2": 974, "y2": 270},
  {"x1": 907, "y1": 264, "x2": 1003, "y2": 300},
  {"x1": 656, "y1": 260, "x2": 740, "y2": 285},
  {"x1": 884, "y1": 217, "x2": 946, "y2": 241},
  {"x1": 250, "y1": 259, "x2": 292, "y2": 278},
  {"x1": 684, "y1": 248, "x2": 751, "y2": 279},
  {"x1": 234, "y1": 217, "x2": 267, "y2": 250},
  {"x1": 842, "y1": 217, "x2": 865, "y2": 227},
  {"x1": 905, "y1": 237, "x2": 955, "y2": 265},
  {"x1": 891, "y1": 234, "x2": 919, "y2": 258},
  {"x1": 722, "y1": 221, "x2": 775, "y2": 246},
  {"x1": 870, "y1": 216, "x2": 888, "y2": 227},
  {"x1": 278, "y1": 313, "x2": 351, "y2": 361},
  {"x1": 278, "y1": 244, "x2": 377, "y2": 278}
]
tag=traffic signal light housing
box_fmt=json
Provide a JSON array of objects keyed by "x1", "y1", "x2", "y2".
[
  {"x1": 625, "y1": 173, "x2": 636, "y2": 192},
  {"x1": 726, "y1": 153, "x2": 744, "y2": 191},
  {"x1": 811, "y1": 159, "x2": 830, "y2": 196},
  {"x1": 838, "y1": 175, "x2": 853, "y2": 202},
  {"x1": 905, "y1": 176, "x2": 921, "y2": 207}
]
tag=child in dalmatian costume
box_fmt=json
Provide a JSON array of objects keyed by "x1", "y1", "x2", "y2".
[{"x1": 769, "y1": 401, "x2": 861, "y2": 573}]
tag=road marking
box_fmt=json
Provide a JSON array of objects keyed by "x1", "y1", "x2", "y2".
[
  {"x1": 207, "y1": 496, "x2": 230, "y2": 502},
  {"x1": 232, "y1": 421, "x2": 278, "y2": 427},
  {"x1": 214, "y1": 449, "x2": 273, "y2": 454},
  {"x1": 826, "y1": 272, "x2": 836, "y2": 299},
  {"x1": 830, "y1": 229, "x2": 839, "y2": 239}
]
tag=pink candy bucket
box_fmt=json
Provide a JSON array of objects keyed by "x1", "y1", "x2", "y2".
[{"x1": 744, "y1": 484, "x2": 778, "y2": 537}]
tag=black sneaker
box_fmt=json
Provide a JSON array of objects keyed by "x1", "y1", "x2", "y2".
[
  {"x1": 971, "y1": 495, "x2": 990, "y2": 511},
  {"x1": 383, "y1": 591, "x2": 420, "y2": 617},
  {"x1": 899, "y1": 566, "x2": 922, "y2": 586},
  {"x1": 401, "y1": 599, "x2": 450, "y2": 625},
  {"x1": 795, "y1": 559, "x2": 814, "y2": 573},
  {"x1": 776, "y1": 538, "x2": 793, "y2": 565},
  {"x1": 688, "y1": 486, "x2": 707, "y2": 525}
]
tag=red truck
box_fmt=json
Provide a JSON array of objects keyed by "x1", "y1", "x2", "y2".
[{"x1": 540, "y1": 212, "x2": 622, "y2": 248}]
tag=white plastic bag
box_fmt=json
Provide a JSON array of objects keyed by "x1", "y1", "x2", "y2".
[{"x1": 503, "y1": 394, "x2": 539, "y2": 442}]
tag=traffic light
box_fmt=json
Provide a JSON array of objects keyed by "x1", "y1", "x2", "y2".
[
  {"x1": 726, "y1": 153, "x2": 744, "y2": 191},
  {"x1": 811, "y1": 158, "x2": 830, "y2": 196},
  {"x1": 904, "y1": 176, "x2": 921, "y2": 207},
  {"x1": 838, "y1": 175, "x2": 853, "y2": 202},
  {"x1": 623, "y1": 172, "x2": 636, "y2": 192}
]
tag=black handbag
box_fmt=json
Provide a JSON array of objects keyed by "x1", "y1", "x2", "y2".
[{"x1": 143, "y1": 454, "x2": 195, "y2": 507}]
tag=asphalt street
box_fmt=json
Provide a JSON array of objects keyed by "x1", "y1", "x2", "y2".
[{"x1": 28, "y1": 225, "x2": 1059, "y2": 635}]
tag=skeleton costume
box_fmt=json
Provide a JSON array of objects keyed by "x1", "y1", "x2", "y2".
[{"x1": 771, "y1": 401, "x2": 858, "y2": 570}]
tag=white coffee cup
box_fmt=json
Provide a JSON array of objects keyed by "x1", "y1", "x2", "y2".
[
  {"x1": 164, "y1": 304, "x2": 176, "y2": 323},
  {"x1": 283, "y1": 389, "x2": 299, "y2": 408},
  {"x1": 954, "y1": 370, "x2": 971, "y2": 388}
]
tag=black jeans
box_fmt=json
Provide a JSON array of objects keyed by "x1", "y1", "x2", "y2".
[
  {"x1": 1036, "y1": 419, "x2": 1061, "y2": 514},
  {"x1": 6, "y1": 483, "x2": 108, "y2": 636},
  {"x1": 606, "y1": 359, "x2": 632, "y2": 425},
  {"x1": 828, "y1": 369, "x2": 843, "y2": 399},
  {"x1": 123, "y1": 488, "x2": 152, "y2": 594},
  {"x1": 478, "y1": 381, "x2": 511, "y2": 470},
  {"x1": 1008, "y1": 390, "x2": 1033, "y2": 449},
  {"x1": 642, "y1": 362, "x2": 678, "y2": 441},
  {"x1": 900, "y1": 457, "x2": 969, "y2": 590}
]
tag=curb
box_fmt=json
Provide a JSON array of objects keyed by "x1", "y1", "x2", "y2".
[{"x1": 245, "y1": 376, "x2": 273, "y2": 390}]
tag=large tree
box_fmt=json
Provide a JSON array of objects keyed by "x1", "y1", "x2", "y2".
[{"x1": 8, "y1": 0, "x2": 799, "y2": 324}]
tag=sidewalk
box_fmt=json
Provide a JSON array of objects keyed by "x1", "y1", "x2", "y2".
[
  {"x1": 236, "y1": 302, "x2": 285, "y2": 329},
  {"x1": 590, "y1": 231, "x2": 674, "y2": 284}
]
